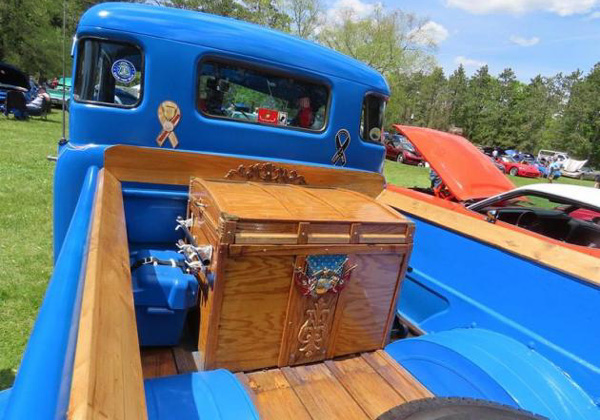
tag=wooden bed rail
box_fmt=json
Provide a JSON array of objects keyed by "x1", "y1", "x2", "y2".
[
  {"x1": 378, "y1": 189, "x2": 600, "y2": 285},
  {"x1": 68, "y1": 169, "x2": 147, "y2": 420}
]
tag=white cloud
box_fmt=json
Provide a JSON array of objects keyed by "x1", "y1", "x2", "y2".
[
  {"x1": 446, "y1": 0, "x2": 600, "y2": 16},
  {"x1": 509, "y1": 35, "x2": 540, "y2": 46},
  {"x1": 454, "y1": 55, "x2": 487, "y2": 68},
  {"x1": 326, "y1": 0, "x2": 380, "y2": 23},
  {"x1": 586, "y1": 10, "x2": 600, "y2": 18},
  {"x1": 409, "y1": 21, "x2": 450, "y2": 45}
]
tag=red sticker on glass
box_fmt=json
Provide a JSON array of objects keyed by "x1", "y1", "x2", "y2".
[{"x1": 258, "y1": 108, "x2": 279, "y2": 124}]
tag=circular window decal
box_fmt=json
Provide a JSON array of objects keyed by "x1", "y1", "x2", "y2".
[
  {"x1": 111, "y1": 59, "x2": 136, "y2": 84},
  {"x1": 369, "y1": 127, "x2": 381, "y2": 142}
]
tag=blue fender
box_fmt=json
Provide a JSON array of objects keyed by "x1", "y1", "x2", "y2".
[
  {"x1": 144, "y1": 369, "x2": 259, "y2": 419},
  {"x1": 386, "y1": 329, "x2": 599, "y2": 420}
]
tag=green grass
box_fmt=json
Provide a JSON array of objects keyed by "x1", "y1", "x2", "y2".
[
  {"x1": 0, "y1": 115, "x2": 594, "y2": 391},
  {"x1": 0, "y1": 112, "x2": 61, "y2": 389}
]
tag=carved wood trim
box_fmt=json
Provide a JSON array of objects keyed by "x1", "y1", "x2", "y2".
[{"x1": 225, "y1": 163, "x2": 307, "y2": 185}]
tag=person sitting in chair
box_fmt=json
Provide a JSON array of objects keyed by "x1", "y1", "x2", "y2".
[{"x1": 25, "y1": 88, "x2": 50, "y2": 115}]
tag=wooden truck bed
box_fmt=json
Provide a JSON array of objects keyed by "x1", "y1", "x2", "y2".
[{"x1": 141, "y1": 347, "x2": 432, "y2": 420}]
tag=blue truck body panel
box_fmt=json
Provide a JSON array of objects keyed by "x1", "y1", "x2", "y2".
[{"x1": 396, "y1": 214, "x2": 600, "y2": 418}]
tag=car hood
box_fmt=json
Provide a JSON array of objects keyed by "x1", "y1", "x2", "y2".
[
  {"x1": 0, "y1": 62, "x2": 29, "y2": 90},
  {"x1": 393, "y1": 125, "x2": 515, "y2": 202}
]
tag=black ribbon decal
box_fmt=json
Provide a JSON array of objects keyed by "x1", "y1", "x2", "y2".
[{"x1": 331, "y1": 129, "x2": 351, "y2": 166}]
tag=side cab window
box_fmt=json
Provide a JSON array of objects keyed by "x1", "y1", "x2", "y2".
[
  {"x1": 74, "y1": 38, "x2": 143, "y2": 107},
  {"x1": 360, "y1": 93, "x2": 386, "y2": 143}
]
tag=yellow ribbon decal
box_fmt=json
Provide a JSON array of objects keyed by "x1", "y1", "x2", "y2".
[{"x1": 156, "y1": 101, "x2": 181, "y2": 148}]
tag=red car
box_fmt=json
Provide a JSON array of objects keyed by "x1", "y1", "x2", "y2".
[
  {"x1": 498, "y1": 156, "x2": 541, "y2": 178},
  {"x1": 384, "y1": 133, "x2": 424, "y2": 165}
]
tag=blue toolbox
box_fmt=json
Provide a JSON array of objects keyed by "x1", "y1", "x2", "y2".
[{"x1": 130, "y1": 249, "x2": 199, "y2": 346}]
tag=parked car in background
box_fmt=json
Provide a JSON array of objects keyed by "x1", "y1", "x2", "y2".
[
  {"x1": 384, "y1": 132, "x2": 424, "y2": 165},
  {"x1": 389, "y1": 125, "x2": 600, "y2": 256},
  {"x1": 0, "y1": 62, "x2": 38, "y2": 117},
  {"x1": 538, "y1": 149, "x2": 569, "y2": 162},
  {"x1": 498, "y1": 155, "x2": 541, "y2": 177},
  {"x1": 47, "y1": 77, "x2": 71, "y2": 107},
  {"x1": 488, "y1": 155, "x2": 506, "y2": 173},
  {"x1": 579, "y1": 167, "x2": 600, "y2": 181}
]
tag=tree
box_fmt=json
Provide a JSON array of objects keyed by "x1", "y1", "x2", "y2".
[
  {"x1": 318, "y1": 6, "x2": 436, "y2": 76},
  {"x1": 285, "y1": 0, "x2": 323, "y2": 39},
  {"x1": 153, "y1": 0, "x2": 290, "y2": 31}
]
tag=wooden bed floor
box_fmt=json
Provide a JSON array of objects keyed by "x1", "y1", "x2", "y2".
[{"x1": 142, "y1": 348, "x2": 432, "y2": 420}]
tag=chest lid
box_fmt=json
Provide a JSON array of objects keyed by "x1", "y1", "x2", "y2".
[{"x1": 190, "y1": 178, "x2": 411, "y2": 245}]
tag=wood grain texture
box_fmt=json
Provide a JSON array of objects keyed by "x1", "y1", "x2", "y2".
[
  {"x1": 104, "y1": 145, "x2": 385, "y2": 198},
  {"x1": 332, "y1": 254, "x2": 404, "y2": 357},
  {"x1": 378, "y1": 189, "x2": 600, "y2": 285},
  {"x1": 324, "y1": 357, "x2": 406, "y2": 418},
  {"x1": 361, "y1": 351, "x2": 433, "y2": 401},
  {"x1": 68, "y1": 170, "x2": 147, "y2": 420},
  {"x1": 281, "y1": 364, "x2": 369, "y2": 419},
  {"x1": 141, "y1": 348, "x2": 177, "y2": 379},
  {"x1": 243, "y1": 370, "x2": 312, "y2": 420},
  {"x1": 211, "y1": 255, "x2": 294, "y2": 371}
]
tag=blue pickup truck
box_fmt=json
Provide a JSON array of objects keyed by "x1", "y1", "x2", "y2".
[{"x1": 0, "y1": 4, "x2": 598, "y2": 420}]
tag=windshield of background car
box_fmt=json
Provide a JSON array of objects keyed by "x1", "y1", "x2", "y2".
[
  {"x1": 74, "y1": 39, "x2": 143, "y2": 107},
  {"x1": 360, "y1": 94, "x2": 386, "y2": 143},
  {"x1": 197, "y1": 60, "x2": 329, "y2": 131}
]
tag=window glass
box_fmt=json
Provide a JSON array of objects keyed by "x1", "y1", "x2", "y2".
[
  {"x1": 74, "y1": 39, "x2": 142, "y2": 107},
  {"x1": 198, "y1": 60, "x2": 329, "y2": 131},
  {"x1": 360, "y1": 94, "x2": 386, "y2": 143}
]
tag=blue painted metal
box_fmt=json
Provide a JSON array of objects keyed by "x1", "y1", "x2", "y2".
[
  {"x1": 396, "y1": 214, "x2": 600, "y2": 411},
  {"x1": 3, "y1": 167, "x2": 98, "y2": 420},
  {"x1": 144, "y1": 369, "x2": 259, "y2": 419},
  {"x1": 0, "y1": 389, "x2": 11, "y2": 418},
  {"x1": 386, "y1": 329, "x2": 600, "y2": 420},
  {"x1": 131, "y1": 249, "x2": 199, "y2": 346},
  {"x1": 68, "y1": 3, "x2": 388, "y2": 174}
]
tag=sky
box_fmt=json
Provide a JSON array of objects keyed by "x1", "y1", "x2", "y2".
[{"x1": 325, "y1": 0, "x2": 600, "y2": 81}]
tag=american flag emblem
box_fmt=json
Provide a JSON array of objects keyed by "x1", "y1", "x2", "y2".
[{"x1": 294, "y1": 254, "x2": 356, "y2": 297}]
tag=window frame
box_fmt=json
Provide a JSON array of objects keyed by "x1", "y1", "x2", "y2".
[
  {"x1": 359, "y1": 91, "x2": 388, "y2": 144},
  {"x1": 196, "y1": 55, "x2": 331, "y2": 134},
  {"x1": 73, "y1": 36, "x2": 145, "y2": 109}
]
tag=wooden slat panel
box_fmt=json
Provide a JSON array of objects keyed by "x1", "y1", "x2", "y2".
[
  {"x1": 324, "y1": 357, "x2": 406, "y2": 418},
  {"x1": 211, "y1": 256, "x2": 294, "y2": 371},
  {"x1": 228, "y1": 243, "x2": 407, "y2": 257},
  {"x1": 361, "y1": 351, "x2": 433, "y2": 401},
  {"x1": 141, "y1": 348, "x2": 177, "y2": 379},
  {"x1": 68, "y1": 170, "x2": 147, "y2": 420},
  {"x1": 105, "y1": 145, "x2": 385, "y2": 198},
  {"x1": 172, "y1": 347, "x2": 199, "y2": 374},
  {"x1": 332, "y1": 254, "x2": 404, "y2": 356},
  {"x1": 243, "y1": 370, "x2": 312, "y2": 420},
  {"x1": 281, "y1": 364, "x2": 369, "y2": 420},
  {"x1": 378, "y1": 189, "x2": 600, "y2": 285}
]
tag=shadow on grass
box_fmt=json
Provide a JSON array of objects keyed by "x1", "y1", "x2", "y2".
[{"x1": 0, "y1": 369, "x2": 15, "y2": 391}]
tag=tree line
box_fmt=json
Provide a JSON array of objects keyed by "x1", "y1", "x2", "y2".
[{"x1": 2, "y1": 0, "x2": 599, "y2": 165}]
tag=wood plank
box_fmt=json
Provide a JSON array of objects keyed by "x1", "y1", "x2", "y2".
[
  {"x1": 332, "y1": 254, "x2": 404, "y2": 357},
  {"x1": 172, "y1": 347, "x2": 199, "y2": 374},
  {"x1": 68, "y1": 169, "x2": 147, "y2": 420},
  {"x1": 228, "y1": 243, "x2": 407, "y2": 257},
  {"x1": 141, "y1": 348, "x2": 177, "y2": 379},
  {"x1": 243, "y1": 370, "x2": 312, "y2": 420},
  {"x1": 211, "y1": 255, "x2": 294, "y2": 371},
  {"x1": 324, "y1": 357, "x2": 406, "y2": 419},
  {"x1": 361, "y1": 351, "x2": 433, "y2": 401},
  {"x1": 281, "y1": 364, "x2": 369, "y2": 420},
  {"x1": 105, "y1": 145, "x2": 385, "y2": 198},
  {"x1": 378, "y1": 189, "x2": 600, "y2": 285}
]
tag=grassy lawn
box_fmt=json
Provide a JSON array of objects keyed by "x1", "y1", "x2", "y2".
[
  {"x1": 0, "y1": 112, "x2": 60, "y2": 389},
  {"x1": 0, "y1": 115, "x2": 595, "y2": 391}
]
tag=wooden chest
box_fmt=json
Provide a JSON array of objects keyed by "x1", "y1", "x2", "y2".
[{"x1": 188, "y1": 178, "x2": 413, "y2": 372}]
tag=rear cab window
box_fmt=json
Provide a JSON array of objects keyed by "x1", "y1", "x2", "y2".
[
  {"x1": 360, "y1": 93, "x2": 386, "y2": 143},
  {"x1": 197, "y1": 59, "x2": 329, "y2": 131},
  {"x1": 74, "y1": 38, "x2": 143, "y2": 107}
]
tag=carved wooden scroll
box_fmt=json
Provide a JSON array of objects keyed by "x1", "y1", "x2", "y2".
[{"x1": 225, "y1": 162, "x2": 307, "y2": 185}]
